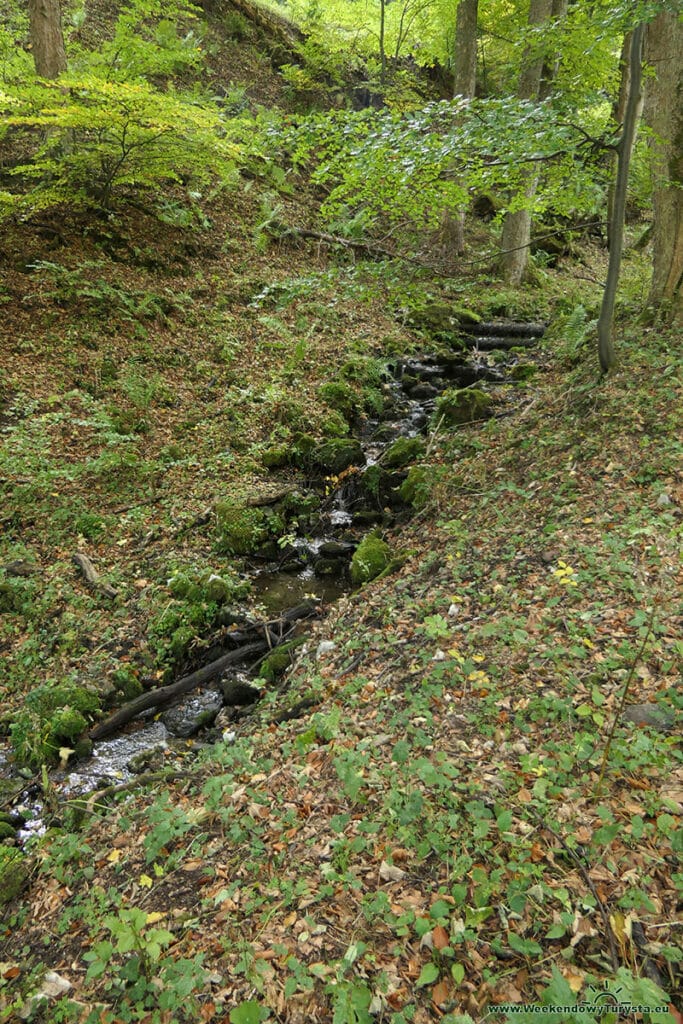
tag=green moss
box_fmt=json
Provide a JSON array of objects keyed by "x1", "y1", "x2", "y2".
[
  {"x1": 318, "y1": 380, "x2": 356, "y2": 419},
  {"x1": 49, "y1": 707, "x2": 88, "y2": 744},
  {"x1": 351, "y1": 532, "x2": 392, "y2": 584},
  {"x1": 304, "y1": 438, "x2": 363, "y2": 475},
  {"x1": 261, "y1": 444, "x2": 290, "y2": 468},
  {"x1": 320, "y1": 411, "x2": 350, "y2": 438},
  {"x1": 112, "y1": 668, "x2": 143, "y2": 701},
  {"x1": 384, "y1": 436, "x2": 425, "y2": 468},
  {"x1": 0, "y1": 850, "x2": 29, "y2": 904},
  {"x1": 0, "y1": 822, "x2": 15, "y2": 841},
  {"x1": 260, "y1": 638, "x2": 306, "y2": 682},
  {"x1": 434, "y1": 387, "x2": 492, "y2": 427},
  {"x1": 407, "y1": 302, "x2": 479, "y2": 341},
  {"x1": 400, "y1": 466, "x2": 431, "y2": 508},
  {"x1": 216, "y1": 500, "x2": 269, "y2": 554}
]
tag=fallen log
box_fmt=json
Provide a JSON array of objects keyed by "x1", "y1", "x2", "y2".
[
  {"x1": 460, "y1": 321, "x2": 547, "y2": 338},
  {"x1": 461, "y1": 335, "x2": 540, "y2": 351},
  {"x1": 72, "y1": 552, "x2": 119, "y2": 599},
  {"x1": 88, "y1": 641, "x2": 267, "y2": 741}
]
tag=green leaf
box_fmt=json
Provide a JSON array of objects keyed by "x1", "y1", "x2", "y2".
[
  {"x1": 230, "y1": 1000, "x2": 268, "y2": 1024},
  {"x1": 451, "y1": 962, "x2": 465, "y2": 985},
  {"x1": 416, "y1": 962, "x2": 440, "y2": 988},
  {"x1": 508, "y1": 931, "x2": 543, "y2": 956}
]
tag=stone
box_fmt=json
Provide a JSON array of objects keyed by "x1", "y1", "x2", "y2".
[
  {"x1": 351, "y1": 532, "x2": 391, "y2": 584},
  {"x1": 621, "y1": 703, "x2": 677, "y2": 732},
  {"x1": 161, "y1": 689, "x2": 223, "y2": 738}
]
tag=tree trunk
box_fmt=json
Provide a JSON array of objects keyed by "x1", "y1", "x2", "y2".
[
  {"x1": 28, "y1": 0, "x2": 67, "y2": 78},
  {"x1": 453, "y1": 0, "x2": 478, "y2": 99},
  {"x1": 500, "y1": 0, "x2": 566, "y2": 286},
  {"x1": 597, "y1": 24, "x2": 645, "y2": 372},
  {"x1": 607, "y1": 33, "x2": 645, "y2": 250},
  {"x1": 644, "y1": 11, "x2": 683, "y2": 322}
]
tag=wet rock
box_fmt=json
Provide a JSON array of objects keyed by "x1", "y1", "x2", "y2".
[
  {"x1": 221, "y1": 677, "x2": 262, "y2": 704},
  {"x1": 408, "y1": 382, "x2": 439, "y2": 400},
  {"x1": 318, "y1": 541, "x2": 354, "y2": 558},
  {"x1": 215, "y1": 608, "x2": 250, "y2": 628},
  {"x1": 621, "y1": 703, "x2": 677, "y2": 732},
  {"x1": 161, "y1": 689, "x2": 223, "y2": 738},
  {"x1": 127, "y1": 745, "x2": 168, "y2": 773},
  {"x1": 314, "y1": 557, "x2": 345, "y2": 577},
  {"x1": 384, "y1": 436, "x2": 425, "y2": 469}
]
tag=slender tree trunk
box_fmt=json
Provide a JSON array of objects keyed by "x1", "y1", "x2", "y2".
[
  {"x1": 597, "y1": 24, "x2": 645, "y2": 372},
  {"x1": 607, "y1": 33, "x2": 644, "y2": 249},
  {"x1": 379, "y1": 0, "x2": 387, "y2": 84},
  {"x1": 500, "y1": 0, "x2": 567, "y2": 286},
  {"x1": 28, "y1": 0, "x2": 67, "y2": 78},
  {"x1": 447, "y1": 0, "x2": 478, "y2": 254},
  {"x1": 644, "y1": 11, "x2": 683, "y2": 321}
]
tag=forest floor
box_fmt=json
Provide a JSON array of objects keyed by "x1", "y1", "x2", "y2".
[
  {"x1": 0, "y1": 189, "x2": 681, "y2": 1021},
  {"x1": 0, "y1": 5, "x2": 682, "y2": 1021}
]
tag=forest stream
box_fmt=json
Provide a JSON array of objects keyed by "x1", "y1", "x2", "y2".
[{"x1": 2, "y1": 323, "x2": 544, "y2": 843}]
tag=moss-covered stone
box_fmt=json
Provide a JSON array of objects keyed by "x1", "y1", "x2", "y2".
[
  {"x1": 510, "y1": 362, "x2": 537, "y2": 382},
  {"x1": 400, "y1": 466, "x2": 431, "y2": 508},
  {"x1": 259, "y1": 638, "x2": 306, "y2": 682},
  {"x1": 320, "y1": 411, "x2": 349, "y2": 438},
  {"x1": 407, "y1": 302, "x2": 479, "y2": 342},
  {"x1": 384, "y1": 436, "x2": 425, "y2": 468},
  {"x1": 49, "y1": 708, "x2": 87, "y2": 744},
  {"x1": 0, "y1": 822, "x2": 15, "y2": 841},
  {"x1": 216, "y1": 501, "x2": 269, "y2": 554},
  {"x1": 0, "y1": 850, "x2": 29, "y2": 904},
  {"x1": 308, "y1": 439, "x2": 363, "y2": 475},
  {"x1": 351, "y1": 532, "x2": 392, "y2": 584},
  {"x1": 261, "y1": 444, "x2": 290, "y2": 468},
  {"x1": 434, "y1": 387, "x2": 492, "y2": 426}
]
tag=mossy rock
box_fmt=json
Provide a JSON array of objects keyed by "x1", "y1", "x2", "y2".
[
  {"x1": 407, "y1": 302, "x2": 480, "y2": 341},
  {"x1": 261, "y1": 444, "x2": 290, "y2": 469},
  {"x1": 309, "y1": 439, "x2": 363, "y2": 475},
  {"x1": 384, "y1": 436, "x2": 425, "y2": 469},
  {"x1": 510, "y1": 362, "x2": 537, "y2": 382},
  {"x1": 259, "y1": 639, "x2": 306, "y2": 683},
  {"x1": 49, "y1": 708, "x2": 88, "y2": 745},
  {"x1": 0, "y1": 821, "x2": 15, "y2": 842},
  {"x1": 434, "y1": 387, "x2": 492, "y2": 427},
  {"x1": 320, "y1": 411, "x2": 350, "y2": 438},
  {"x1": 400, "y1": 466, "x2": 431, "y2": 508},
  {"x1": 216, "y1": 501, "x2": 269, "y2": 555},
  {"x1": 0, "y1": 850, "x2": 29, "y2": 904},
  {"x1": 351, "y1": 532, "x2": 392, "y2": 584}
]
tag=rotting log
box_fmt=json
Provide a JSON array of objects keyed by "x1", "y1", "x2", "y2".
[
  {"x1": 87, "y1": 601, "x2": 320, "y2": 742},
  {"x1": 88, "y1": 641, "x2": 267, "y2": 741},
  {"x1": 460, "y1": 321, "x2": 547, "y2": 338},
  {"x1": 72, "y1": 552, "x2": 119, "y2": 599}
]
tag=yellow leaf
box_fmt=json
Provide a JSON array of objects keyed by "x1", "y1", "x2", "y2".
[
  {"x1": 107, "y1": 849, "x2": 122, "y2": 863},
  {"x1": 139, "y1": 874, "x2": 153, "y2": 888},
  {"x1": 145, "y1": 911, "x2": 164, "y2": 924}
]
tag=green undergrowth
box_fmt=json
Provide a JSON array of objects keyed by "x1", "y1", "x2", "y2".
[{"x1": 1, "y1": 319, "x2": 680, "y2": 1021}]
